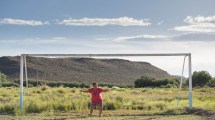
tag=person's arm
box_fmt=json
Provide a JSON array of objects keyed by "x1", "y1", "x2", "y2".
[
  {"x1": 102, "y1": 88, "x2": 110, "y2": 92},
  {"x1": 80, "y1": 89, "x2": 89, "y2": 93}
]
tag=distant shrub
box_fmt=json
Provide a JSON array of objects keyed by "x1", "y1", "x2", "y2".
[
  {"x1": 70, "y1": 89, "x2": 76, "y2": 93},
  {"x1": 103, "y1": 101, "x2": 121, "y2": 110},
  {"x1": 192, "y1": 71, "x2": 212, "y2": 87},
  {"x1": 196, "y1": 88, "x2": 213, "y2": 93},
  {"x1": 33, "y1": 90, "x2": 42, "y2": 94},
  {"x1": 141, "y1": 89, "x2": 148, "y2": 92},
  {"x1": 57, "y1": 86, "x2": 66, "y2": 94},
  {"x1": 208, "y1": 79, "x2": 215, "y2": 87},
  {"x1": 111, "y1": 86, "x2": 120, "y2": 90},
  {"x1": 137, "y1": 105, "x2": 144, "y2": 110},
  {"x1": 28, "y1": 84, "x2": 34, "y2": 87},
  {"x1": 1, "y1": 82, "x2": 19, "y2": 87},
  {"x1": 14, "y1": 80, "x2": 83, "y2": 88},
  {"x1": 134, "y1": 76, "x2": 179, "y2": 88},
  {"x1": 13, "y1": 80, "x2": 132, "y2": 88},
  {"x1": 155, "y1": 102, "x2": 166, "y2": 110},
  {"x1": 116, "y1": 96, "x2": 123, "y2": 102},
  {"x1": 26, "y1": 100, "x2": 47, "y2": 113},
  {"x1": 0, "y1": 73, "x2": 8, "y2": 82},
  {"x1": 41, "y1": 85, "x2": 49, "y2": 91},
  {"x1": 160, "y1": 84, "x2": 176, "y2": 88},
  {"x1": 144, "y1": 101, "x2": 167, "y2": 111}
]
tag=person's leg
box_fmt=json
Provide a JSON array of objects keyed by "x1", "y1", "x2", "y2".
[
  {"x1": 89, "y1": 106, "x2": 93, "y2": 117},
  {"x1": 98, "y1": 102, "x2": 103, "y2": 117},
  {"x1": 98, "y1": 106, "x2": 102, "y2": 117},
  {"x1": 89, "y1": 102, "x2": 95, "y2": 117}
]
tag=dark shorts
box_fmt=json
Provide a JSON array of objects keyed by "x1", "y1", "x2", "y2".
[{"x1": 91, "y1": 101, "x2": 103, "y2": 109}]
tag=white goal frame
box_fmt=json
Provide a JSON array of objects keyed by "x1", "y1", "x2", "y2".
[{"x1": 19, "y1": 53, "x2": 193, "y2": 110}]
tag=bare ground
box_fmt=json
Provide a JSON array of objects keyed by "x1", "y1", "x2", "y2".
[
  {"x1": 187, "y1": 107, "x2": 215, "y2": 120},
  {"x1": 0, "y1": 108, "x2": 214, "y2": 120}
]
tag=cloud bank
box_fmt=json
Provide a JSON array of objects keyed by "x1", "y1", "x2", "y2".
[
  {"x1": 184, "y1": 15, "x2": 215, "y2": 24},
  {"x1": 113, "y1": 35, "x2": 171, "y2": 42},
  {"x1": 174, "y1": 15, "x2": 215, "y2": 33},
  {"x1": 0, "y1": 18, "x2": 49, "y2": 26},
  {"x1": 57, "y1": 17, "x2": 151, "y2": 26},
  {"x1": 97, "y1": 32, "x2": 215, "y2": 43}
]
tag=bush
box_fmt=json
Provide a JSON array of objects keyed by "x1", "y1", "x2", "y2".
[
  {"x1": 134, "y1": 76, "x2": 180, "y2": 88},
  {"x1": 14, "y1": 80, "x2": 132, "y2": 88},
  {"x1": 116, "y1": 96, "x2": 123, "y2": 102},
  {"x1": 103, "y1": 101, "x2": 121, "y2": 110},
  {"x1": 134, "y1": 76, "x2": 155, "y2": 88},
  {"x1": 1, "y1": 82, "x2": 19, "y2": 87},
  {"x1": 208, "y1": 79, "x2": 215, "y2": 87},
  {"x1": 0, "y1": 73, "x2": 8, "y2": 83},
  {"x1": 57, "y1": 86, "x2": 66, "y2": 94},
  {"x1": 145, "y1": 101, "x2": 166, "y2": 111},
  {"x1": 41, "y1": 85, "x2": 49, "y2": 91},
  {"x1": 192, "y1": 71, "x2": 212, "y2": 87},
  {"x1": 26, "y1": 100, "x2": 47, "y2": 113},
  {"x1": 160, "y1": 84, "x2": 176, "y2": 88},
  {"x1": 70, "y1": 89, "x2": 76, "y2": 93}
]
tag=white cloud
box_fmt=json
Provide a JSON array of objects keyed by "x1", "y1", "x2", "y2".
[
  {"x1": 97, "y1": 32, "x2": 215, "y2": 43},
  {"x1": 110, "y1": 35, "x2": 171, "y2": 42},
  {"x1": 174, "y1": 23, "x2": 215, "y2": 33},
  {"x1": 0, "y1": 18, "x2": 49, "y2": 26},
  {"x1": 174, "y1": 15, "x2": 215, "y2": 33},
  {"x1": 57, "y1": 17, "x2": 151, "y2": 26},
  {"x1": 184, "y1": 15, "x2": 215, "y2": 24},
  {"x1": 0, "y1": 38, "x2": 68, "y2": 45},
  {"x1": 53, "y1": 37, "x2": 67, "y2": 40},
  {"x1": 157, "y1": 21, "x2": 164, "y2": 25}
]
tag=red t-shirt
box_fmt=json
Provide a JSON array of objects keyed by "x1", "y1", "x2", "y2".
[{"x1": 88, "y1": 88, "x2": 103, "y2": 103}]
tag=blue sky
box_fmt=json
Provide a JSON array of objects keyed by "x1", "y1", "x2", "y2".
[{"x1": 0, "y1": 0, "x2": 215, "y2": 76}]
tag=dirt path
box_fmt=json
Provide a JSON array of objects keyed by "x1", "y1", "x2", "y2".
[{"x1": 188, "y1": 107, "x2": 215, "y2": 120}]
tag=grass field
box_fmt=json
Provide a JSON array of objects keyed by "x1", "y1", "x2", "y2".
[{"x1": 0, "y1": 86, "x2": 214, "y2": 119}]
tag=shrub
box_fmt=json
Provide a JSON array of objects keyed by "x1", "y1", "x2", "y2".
[
  {"x1": 41, "y1": 85, "x2": 49, "y2": 91},
  {"x1": 26, "y1": 100, "x2": 47, "y2": 113},
  {"x1": 103, "y1": 101, "x2": 121, "y2": 110},
  {"x1": 1, "y1": 82, "x2": 19, "y2": 87},
  {"x1": 142, "y1": 89, "x2": 148, "y2": 92},
  {"x1": 134, "y1": 76, "x2": 179, "y2": 88},
  {"x1": 192, "y1": 71, "x2": 212, "y2": 87},
  {"x1": 116, "y1": 96, "x2": 123, "y2": 102},
  {"x1": 134, "y1": 76, "x2": 155, "y2": 88},
  {"x1": 0, "y1": 73, "x2": 8, "y2": 82},
  {"x1": 155, "y1": 102, "x2": 166, "y2": 111},
  {"x1": 57, "y1": 86, "x2": 66, "y2": 94},
  {"x1": 137, "y1": 105, "x2": 144, "y2": 110},
  {"x1": 111, "y1": 86, "x2": 120, "y2": 90},
  {"x1": 208, "y1": 79, "x2": 215, "y2": 87},
  {"x1": 70, "y1": 89, "x2": 76, "y2": 93}
]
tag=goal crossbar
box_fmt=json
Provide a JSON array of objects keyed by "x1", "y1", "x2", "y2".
[
  {"x1": 19, "y1": 53, "x2": 192, "y2": 111},
  {"x1": 25, "y1": 53, "x2": 191, "y2": 57}
]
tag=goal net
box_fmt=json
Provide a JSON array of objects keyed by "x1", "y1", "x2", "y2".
[{"x1": 19, "y1": 53, "x2": 193, "y2": 113}]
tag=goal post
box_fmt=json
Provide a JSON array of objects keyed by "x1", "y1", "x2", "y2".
[{"x1": 19, "y1": 53, "x2": 193, "y2": 110}]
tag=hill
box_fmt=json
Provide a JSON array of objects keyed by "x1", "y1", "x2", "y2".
[{"x1": 0, "y1": 56, "x2": 172, "y2": 85}]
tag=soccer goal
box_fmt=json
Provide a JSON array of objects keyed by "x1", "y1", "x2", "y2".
[{"x1": 19, "y1": 53, "x2": 193, "y2": 111}]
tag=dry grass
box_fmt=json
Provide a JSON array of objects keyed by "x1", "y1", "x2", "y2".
[{"x1": 0, "y1": 87, "x2": 214, "y2": 118}]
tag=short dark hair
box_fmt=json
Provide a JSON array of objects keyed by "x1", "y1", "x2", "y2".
[{"x1": 93, "y1": 82, "x2": 97, "y2": 86}]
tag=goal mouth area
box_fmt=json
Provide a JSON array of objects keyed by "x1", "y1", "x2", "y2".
[{"x1": 19, "y1": 53, "x2": 193, "y2": 110}]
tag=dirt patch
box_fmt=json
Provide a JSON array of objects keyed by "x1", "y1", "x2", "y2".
[{"x1": 187, "y1": 107, "x2": 215, "y2": 120}]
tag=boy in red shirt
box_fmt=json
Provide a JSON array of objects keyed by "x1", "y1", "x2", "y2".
[{"x1": 80, "y1": 82, "x2": 110, "y2": 117}]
